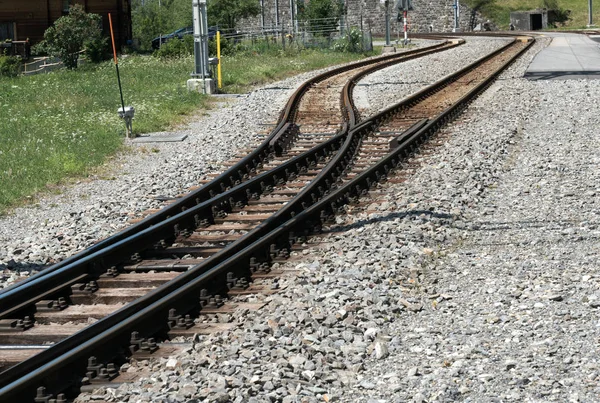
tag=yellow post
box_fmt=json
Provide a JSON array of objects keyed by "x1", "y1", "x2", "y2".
[{"x1": 217, "y1": 31, "x2": 222, "y2": 89}]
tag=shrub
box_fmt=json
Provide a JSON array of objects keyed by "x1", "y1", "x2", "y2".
[
  {"x1": 0, "y1": 53, "x2": 21, "y2": 77},
  {"x1": 84, "y1": 36, "x2": 110, "y2": 64},
  {"x1": 332, "y1": 27, "x2": 363, "y2": 53},
  {"x1": 153, "y1": 36, "x2": 193, "y2": 59},
  {"x1": 36, "y1": 5, "x2": 104, "y2": 69}
]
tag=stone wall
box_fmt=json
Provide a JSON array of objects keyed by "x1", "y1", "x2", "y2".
[{"x1": 236, "y1": 0, "x2": 492, "y2": 35}]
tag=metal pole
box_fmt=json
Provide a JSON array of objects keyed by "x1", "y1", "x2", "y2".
[
  {"x1": 192, "y1": 0, "x2": 210, "y2": 92},
  {"x1": 289, "y1": 0, "x2": 296, "y2": 36},
  {"x1": 275, "y1": 0, "x2": 280, "y2": 35},
  {"x1": 385, "y1": 0, "x2": 390, "y2": 46},
  {"x1": 340, "y1": 0, "x2": 345, "y2": 36},
  {"x1": 453, "y1": 0, "x2": 459, "y2": 32},
  {"x1": 589, "y1": 0, "x2": 594, "y2": 26},
  {"x1": 260, "y1": 0, "x2": 264, "y2": 31},
  {"x1": 217, "y1": 31, "x2": 222, "y2": 89},
  {"x1": 293, "y1": 0, "x2": 298, "y2": 34},
  {"x1": 158, "y1": 0, "x2": 162, "y2": 48},
  {"x1": 108, "y1": 13, "x2": 125, "y2": 112}
]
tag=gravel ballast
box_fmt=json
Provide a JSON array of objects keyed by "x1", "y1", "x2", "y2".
[{"x1": 7, "y1": 35, "x2": 600, "y2": 402}]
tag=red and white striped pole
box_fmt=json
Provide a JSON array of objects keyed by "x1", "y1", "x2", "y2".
[{"x1": 403, "y1": 10, "x2": 408, "y2": 45}]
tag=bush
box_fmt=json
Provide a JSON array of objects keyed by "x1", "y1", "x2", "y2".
[
  {"x1": 36, "y1": 4, "x2": 104, "y2": 69},
  {"x1": 153, "y1": 36, "x2": 193, "y2": 59},
  {"x1": 332, "y1": 27, "x2": 363, "y2": 53},
  {"x1": 84, "y1": 36, "x2": 110, "y2": 63},
  {"x1": 0, "y1": 53, "x2": 21, "y2": 77}
]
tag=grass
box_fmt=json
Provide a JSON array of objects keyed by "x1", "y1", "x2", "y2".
[
  {"x1": 0, "y1": 47, "x2": 373, "y2": 213},
  {"x1": 482, "y1": 0, "x2": 600, "y2": 29},
  {"x1": 0, "y1": 56, "x2": 206, "y2": 211},
  {"x1": 220, "y1": 46, "x2": 376, "y2": 93}
]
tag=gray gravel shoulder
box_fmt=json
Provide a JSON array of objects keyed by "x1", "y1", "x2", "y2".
[{"x1": 72, "y1": 36, "x2": 597, "y2": 403}]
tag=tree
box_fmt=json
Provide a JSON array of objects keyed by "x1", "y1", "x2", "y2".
[
  {"x1": 131, "y1": 0, "x2": 193, "y2": 50},
  {"x1": 298, "y1": 0, "x2": 342, "y2": 37},
  {"x1": 207, "y1": 0, "x2": 261, "y2": 30},
  {"x1": 36, "y1": 5, "x2": 103, "y2": 69}
]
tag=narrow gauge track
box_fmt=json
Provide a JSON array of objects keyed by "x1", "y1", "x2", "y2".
[
  {"x1": 0, "y1": 36, "x2": 533, "y2": 402},
  {"x1": 0, "y1": 42, "x2": 463, "y2": 398},
  {"x1": 0, "y1": 41, "x2": 455, "y2": 299}
]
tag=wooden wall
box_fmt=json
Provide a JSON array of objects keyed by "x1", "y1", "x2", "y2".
[{"x1": 0, "y1": 0, "x2": 131, "y2": 46}]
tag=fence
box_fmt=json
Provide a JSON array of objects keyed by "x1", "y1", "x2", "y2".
[
  {"x1": 213, "y1": 19, "x2": 373, "y2": 53},
  {"x1": 20, "y1": 50, "x2": 86, "y2": 76}
]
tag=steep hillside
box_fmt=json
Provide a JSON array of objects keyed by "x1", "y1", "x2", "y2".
[{"x1": 481, "y1": 0, "x2": 600, "y2": 29}]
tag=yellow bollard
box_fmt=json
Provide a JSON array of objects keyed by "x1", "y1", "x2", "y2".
[{"x1": 217, "y1": 31, "x2": 222, "y2": 89}]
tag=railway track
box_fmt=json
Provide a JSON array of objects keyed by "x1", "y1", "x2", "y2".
[
  {"x1": 0, "y1": 40, "x2": 464, "y2": 399},
  {"x1": 0, "y1": 35, "x2": 533, "y2": 401},
  {"x1": 0, "y1": 40, "x2": 456, "y2": 298}
]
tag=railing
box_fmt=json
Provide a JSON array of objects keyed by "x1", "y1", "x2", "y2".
[{"x1": 21, "y1": 50, "x2": 86, "y2": 76}]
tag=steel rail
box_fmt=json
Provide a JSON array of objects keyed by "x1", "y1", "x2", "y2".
[
  {"x1": 0, "y1": 42, "x2": 453, "y2": 298},
  {"x1": 0, "y1": 37, "x2": 532, "y2": 401},
  {"x1": 0, "y1": 42, "x2": 460, "y2": 322}
]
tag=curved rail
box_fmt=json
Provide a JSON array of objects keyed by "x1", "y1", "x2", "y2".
[
  {"x1": 0, "y1": 42, "x2": 460, "y2": 322},
  {"x1": 0, "y1": 41, "x2": 453, "y2": 297},
  {"x1": 0, "y1": 37, "x2": 533, "y2": 401}
]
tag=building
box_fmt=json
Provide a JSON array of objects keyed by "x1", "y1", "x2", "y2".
[
  {"x1": 0, "y1": 0, "x2": 132, "y2": 46},
  {"x1": 510, "y1": 9, "x2": 549, "y2": 31}
]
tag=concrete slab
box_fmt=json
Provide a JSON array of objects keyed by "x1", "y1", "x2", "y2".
[
  {"x1": 525, "y1": 32, "x2": 600, "y2": 80},
  {"x1": 131, "y1": 132, "x2": 188, "y2": 143}
]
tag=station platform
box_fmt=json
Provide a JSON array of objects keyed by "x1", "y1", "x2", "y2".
[{"x1": 525, "y1": 32, "x2": 600, "y2": 80}]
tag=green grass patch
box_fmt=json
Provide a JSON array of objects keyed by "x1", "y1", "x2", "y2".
[
  {"x1": 0, "y1": 56, "x2": 206, "y2": 212},
  {"x1": 220, "y1": 47, "x2": 375, "y2": 93},
  {"x1": 0, "y1": 49, "x2": 372, "y2": 212},
  {"x1": 482, "y1": 0, "x2": 600, "y2": 29}
]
